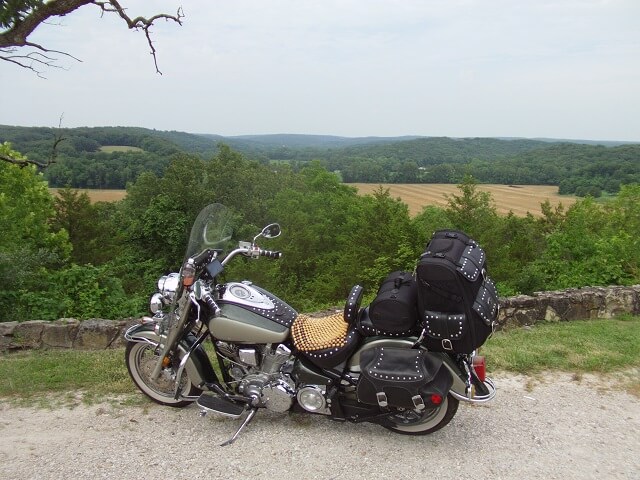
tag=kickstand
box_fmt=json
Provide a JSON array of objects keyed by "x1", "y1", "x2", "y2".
[{"x1": 220, "y1": 408, "x2": 258, "y2": 447}]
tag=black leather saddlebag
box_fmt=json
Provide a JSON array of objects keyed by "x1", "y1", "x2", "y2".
[
  {"x1": 357, "y1": 347, "x2": 452, "y2": 410},
  {"x1": 369, "y1": 271, "x2": 418, "y2": 333},
  {"x1": 416, "y1": 230, "x2": 498, "y2": 353}
]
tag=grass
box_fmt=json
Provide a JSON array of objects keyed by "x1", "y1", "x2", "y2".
[
  {"x1": 482, "y1": 315, "x2": 640, "y2": 374},
  {"x1": 1, "y1": 316, "x2": 639, "y2": 404},
  {"x1": 0, "y1": 348, "x2": 136, "y2": 407},
  {"x1": 99, "y1": 145, "x2": 144, "y2": 153}
]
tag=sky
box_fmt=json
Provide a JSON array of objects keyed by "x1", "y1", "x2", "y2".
[{"x1": 1, "y1": 0, "x2": 639, "y2": 141}]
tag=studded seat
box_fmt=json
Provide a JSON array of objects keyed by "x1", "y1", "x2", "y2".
[{"x1": 290, "y1": 285, "x2": 363, "y2": 369}]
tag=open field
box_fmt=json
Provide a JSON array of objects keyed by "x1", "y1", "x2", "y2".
[
  {"x1": 99, "y1": 145, "x2": 144, "y2": 153},
  {"x1": 348, "y1": 183, "x2": 579, "y2": 216},
  {"x1": 49, "y1": 184, "x2": 578, "y2": 215},
  {"x1": 49, "y1": 188, "x2": 128, "y2": 203}
]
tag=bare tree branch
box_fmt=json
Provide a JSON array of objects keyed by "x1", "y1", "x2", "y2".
[{"x1": 0, "y1": 1, "x2": 183, "y2": 75}]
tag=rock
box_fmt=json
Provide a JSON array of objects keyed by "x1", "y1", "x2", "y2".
[
  {"x1": 74, "y1": 319, "x2": 122, "y2": 350},
  {"x1": 11, "y1": 321, "x2": 46, "y2": 349},
  {"x1": 42, "y1": 319, "x2": 80, "y2": 348}
]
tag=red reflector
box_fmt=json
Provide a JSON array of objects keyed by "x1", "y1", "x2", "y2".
[
  {"x1": 473, "y1": 355, "x2": 486, "y2": 382},
  {"x1": 430, "y1": 394, "x2": 443, "y2": 405}
]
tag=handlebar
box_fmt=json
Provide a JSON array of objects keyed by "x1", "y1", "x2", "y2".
[
  {"x1": 260, "y1": 249, "x2": 282, "y2": 259},
  {"x1": 202, "y1": 290, "x2": 221, "y2": 317},
  {"x1": 221, "y1": 245, "x2": 282, "y2": 266}
]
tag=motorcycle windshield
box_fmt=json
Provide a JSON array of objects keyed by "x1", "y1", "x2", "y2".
[{"x1": 184, "y1": 204, "x2": 235, "y2": 261}]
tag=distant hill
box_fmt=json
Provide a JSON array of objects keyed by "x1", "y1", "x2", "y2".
[{"x1": 1, "y1": 125, "x2": 638, "y2": 195}]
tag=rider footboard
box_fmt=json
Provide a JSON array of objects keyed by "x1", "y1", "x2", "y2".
[{"x1": 356, "y1": 347, "x2": 453, "y2": 410}]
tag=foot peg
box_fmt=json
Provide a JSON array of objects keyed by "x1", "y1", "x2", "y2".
[{"x1": 197, "y1": 393, "x2": 245, "y2": 418}]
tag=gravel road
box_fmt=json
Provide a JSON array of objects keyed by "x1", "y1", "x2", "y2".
[{"x1": 1, "y1": 372, "x2": 639, "y2": 480}]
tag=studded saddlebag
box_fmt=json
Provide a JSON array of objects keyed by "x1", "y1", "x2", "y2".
[
  {"x1": 368, "y1": 271, "x2": 418, "y2": 333},
  {"x1": 357, "y1": 347, "x2": 453, "y2": 410},
  {"x1": 416, "y1": 230, "x2": 498, "y2": 353}
]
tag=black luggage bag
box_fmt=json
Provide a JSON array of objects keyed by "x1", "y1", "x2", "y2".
[
  {"x1": 416, "y1": 230, "x2": 498, "y2": 353},
  {"x1": 368, "y1": 271, "x2": 418, "y2": 333},
  {"x1": 357, "y1": 346, "x2": 453, "y2": 410}
]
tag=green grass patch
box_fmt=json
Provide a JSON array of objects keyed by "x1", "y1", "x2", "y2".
[
  {"x1": 1, "y1": 317, "x2": 639, "y2": 404},
  {"x1": 483, "y1": 316, "x2": 640, "y2": 374},
  {"x1": 0, "y1": 348, "x2": 136, "y2": 406},
  {"x1": 99, "y1": 145, "x2": 144, "y2": 153}
]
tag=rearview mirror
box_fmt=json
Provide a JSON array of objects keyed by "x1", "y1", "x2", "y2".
[{"x1": 261, "y1": 223, "x2": 281, "y2": 239}]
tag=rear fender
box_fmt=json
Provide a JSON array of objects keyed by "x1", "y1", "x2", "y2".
[{"x1": 124, "y1": 323, "x2": 217, "y2": 388}]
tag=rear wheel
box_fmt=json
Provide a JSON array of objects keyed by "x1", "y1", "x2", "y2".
[
  {"x1": 381, "y1": 394, "x2": 459, "y2": 435},
  {"x1": 125, "y1": 341, "x2": 202, "y2": 407}
]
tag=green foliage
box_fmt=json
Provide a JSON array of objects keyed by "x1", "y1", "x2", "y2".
[
  {"x1": 0, "y1": 0, "x2": 42, "y2": 28},
  {"x1": 523, "y1": 189, "x2": 640, "y2": 291},
  {"x1": 17, "y1": 264, "x2": 140, "y2": 320},
  {"x1": 2, "y1": 136, "x2": 640, "y2": 321},
  {"x1": 0, "y1": 143, "x2": 72, "y2": 321}
]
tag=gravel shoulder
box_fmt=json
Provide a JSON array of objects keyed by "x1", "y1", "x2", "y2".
[{"x1": 1, "y1": 372, "x2": 639, "y2": 480}]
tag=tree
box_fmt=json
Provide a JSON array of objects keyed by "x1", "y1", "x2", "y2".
[
  {"x1": 444, "y1": 174, "x2": 499, "y2": 240},
  {"x1": 0, "y1": 0, "x2": 183, "y2": 75},
  {"x1": 0, "y1": 143, "x2": 71, "y2": 320}
]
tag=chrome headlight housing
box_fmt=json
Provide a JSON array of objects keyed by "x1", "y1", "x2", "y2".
[
  {"x1": 149, "y1": 293, "x2": 164, "y2": 314},
  {"x1": 157, "y1": 272, "x2": 180, "y2": 302}
]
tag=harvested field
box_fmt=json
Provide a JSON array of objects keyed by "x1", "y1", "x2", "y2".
[
  {"x1": 348, "y1": 183, "x2": 578, "y2": 217},
  {"x1": 49, "y1": 189, "x2": 127, "y2": 203}
]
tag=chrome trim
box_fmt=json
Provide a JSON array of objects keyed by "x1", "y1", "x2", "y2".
[
  {"x1": 149, "y1": 293, "x2": 164, "y2": 314},
  {"x1": 220, "y1": 282, "x2": 276, "y2": 310},
  {"x1": 124, "y1": 323, "x2": 159, "y2": 346},
  {"x1": 450, "y1": 377, "x2": 497, "y2": 404}
]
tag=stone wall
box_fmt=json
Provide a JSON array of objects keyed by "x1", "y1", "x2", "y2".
[{"x1": 1, "y1": 285, "x2": 639, "y2": 351}]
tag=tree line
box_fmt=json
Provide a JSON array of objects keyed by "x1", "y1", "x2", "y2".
[
  {"x1": 1, "y1": 125, "x2": 639, "y2": 197},
  {"x1": 2, "y1": 141, "x2": 639, "y2": 322}
]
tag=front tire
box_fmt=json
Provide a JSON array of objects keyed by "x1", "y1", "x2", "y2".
[
  {"x1": 125, "y1": 341, "x2": 202, "y2": 407},
  {"x1": 381, "y1": 394, "x2": 459, "y2": 435}
]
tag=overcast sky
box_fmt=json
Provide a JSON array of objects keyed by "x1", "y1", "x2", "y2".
[{"x1": 1, "y1": 0, "x2": 639, "y2": 141}]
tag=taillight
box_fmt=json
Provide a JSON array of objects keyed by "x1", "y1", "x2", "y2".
[
  {"x1": 472, "y1": 355, "x2": 486, "y2": 382},
  {"x1": 430, "y1": 394, "x2": 443, "y2": 405}
]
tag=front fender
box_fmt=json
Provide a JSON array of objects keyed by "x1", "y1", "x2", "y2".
[{"x1": 124, "y1": 323, "x2": 217, "y2": 388}]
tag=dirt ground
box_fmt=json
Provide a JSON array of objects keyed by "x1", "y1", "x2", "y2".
[{"x1": 1, "y1": 371, "x2": 638, "y2": 480}]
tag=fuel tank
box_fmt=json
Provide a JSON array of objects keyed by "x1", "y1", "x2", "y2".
[{"x1": 208, "y1": 282, "x2": 297, "y2": 343}]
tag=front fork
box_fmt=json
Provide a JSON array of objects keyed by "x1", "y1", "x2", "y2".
[{"x1": 150, "y1": 292, "x2": 195, "y2": 381}]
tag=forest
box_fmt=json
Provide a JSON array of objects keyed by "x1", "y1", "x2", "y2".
[
  {"x1": 1, "y1": 125, "x2": 639, "y2": 197},
  {"x1": 1, "y1": 139, "x2": 639, "y2": 323}
]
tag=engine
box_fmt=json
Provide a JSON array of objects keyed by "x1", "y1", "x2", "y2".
[{"x1": 216, "y1": 342, "x2": 296, "y2": 413}]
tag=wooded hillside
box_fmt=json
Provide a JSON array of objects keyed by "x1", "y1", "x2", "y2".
[{"x1": 1, "y1": 125, "x2": 638, "y2": 196}]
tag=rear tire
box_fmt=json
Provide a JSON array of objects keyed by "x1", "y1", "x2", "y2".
[
  {"x1": 125, "y1": 341, "x2": 202, "y2": 407},
  {"x1": 381, "y1": 394, "x2": 459, "y2": 435}
]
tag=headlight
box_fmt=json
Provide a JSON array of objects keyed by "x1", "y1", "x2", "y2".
[
  {"x1": 149, "y1": 293, "x2": 164, "y2": 314},
  {"x1": 157, "y1": 272, "x2": 180, "y2": 301}
]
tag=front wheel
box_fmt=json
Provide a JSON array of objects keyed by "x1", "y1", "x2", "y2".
[
  {"x1": 381, "y1": 394, "x2": 459, "y2": 435},
  {"x1": 125, "y1": 341, "x2": 202, "y2": 407}
]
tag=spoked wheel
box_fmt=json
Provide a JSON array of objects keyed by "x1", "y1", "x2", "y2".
[
  {"x1": 382, "y1": 394, "x2": 459, "y2": 435},
  {"x1": 125, "y1": 341, "x2": 202, "y2": 407}
]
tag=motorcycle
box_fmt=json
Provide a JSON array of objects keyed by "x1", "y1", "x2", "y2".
[{"x1": 124, "y1": 203, "x2": 496, "y2": 446}]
